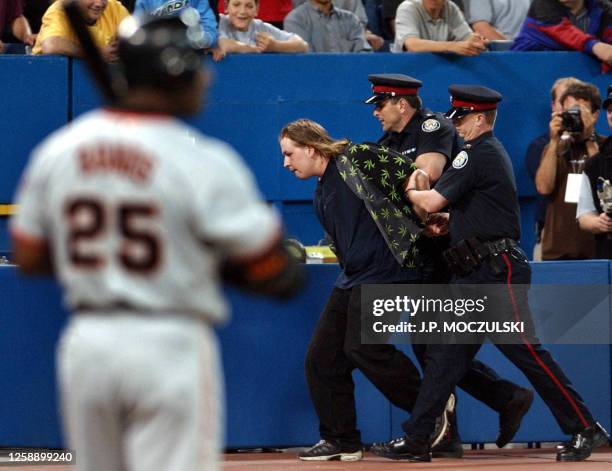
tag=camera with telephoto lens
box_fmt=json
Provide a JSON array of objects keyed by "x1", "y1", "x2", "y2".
[{"x1": 560, "y1": 106, "x2": 584, "y2": 134}]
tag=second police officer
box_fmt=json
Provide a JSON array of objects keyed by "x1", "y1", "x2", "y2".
[
  {"x1": 365, "y1": 74, "x2": 534, "y2": 455},
  {"x1": 372, "y1": 85, "x2": 609, "y2": 462}
]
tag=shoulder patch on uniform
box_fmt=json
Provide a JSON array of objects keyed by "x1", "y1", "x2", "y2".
[
  {"x1": 421, "y1": 119, "x2": 440, "y2": 133},
  {"x1": 452, "y1": 151, "x2": 469, "y2": 169}
]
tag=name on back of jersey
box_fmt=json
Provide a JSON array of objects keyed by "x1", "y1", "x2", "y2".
[{"x1": 78, "y1": 143, "x2": 155, "y2": 183}]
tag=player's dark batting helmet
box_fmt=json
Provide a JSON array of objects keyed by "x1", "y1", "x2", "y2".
[{"x1": 117, "y1": 9, "x2": 206, "y2": 91}]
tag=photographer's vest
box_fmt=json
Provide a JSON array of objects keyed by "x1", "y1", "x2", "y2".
[{"x1": 541, "y1": 139, "x2": 596, "y2": 260}]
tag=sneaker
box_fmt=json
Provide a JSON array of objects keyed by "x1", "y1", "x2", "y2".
[
  {"x1": 370, "y1": 435, "x2": 431, "y2": 462},
  {"x1": 556, "y1": 422, "x2": 610, "y2": 462},
  {"x1": 496, "y1": 387, "x2": 534, "y2": 448},
  {"x1": 298, "y1": 439, "x2": 363, "y2": 461}
]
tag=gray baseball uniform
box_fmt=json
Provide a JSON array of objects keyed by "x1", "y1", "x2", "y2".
[{"x1": 11, "y1": 108, "x2": 281, "y2": 471}]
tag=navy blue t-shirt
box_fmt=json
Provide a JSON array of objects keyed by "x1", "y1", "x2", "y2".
[{"x1": 314, "y1": 162, "x2": 420, "y2": 288}]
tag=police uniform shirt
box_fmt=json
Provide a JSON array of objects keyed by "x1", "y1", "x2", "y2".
[
  {"x1": 314, "y1": 160, "x2": 420, "y2": 288},
  {"x1": 377, "y1": 107, "x2": 456, "y2": 280},
  {"x1": 378, "y1": 108, "x2": 458, "y2": 163},
  {"x1": 434, "y1": 131, "x2": 521, "y2": 245}
]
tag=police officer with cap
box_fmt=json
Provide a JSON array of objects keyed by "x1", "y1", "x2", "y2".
[
  {"x1": 366, "y1": 75, "x2": 534, "y2": 457},
  {"x1": 372, "y1": 84, "x2": 609, "y2": 462},
  {"x1": 367, "y1": 73, "x2": 456, "y2": 182}
]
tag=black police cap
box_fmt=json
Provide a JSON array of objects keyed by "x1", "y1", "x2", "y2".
[
  {"x1": 445, "y1": 84, "x2": 503, "y2": 119},
  {"x1": 602, "y1": 85, "x2": 612, "y2": 109},
  {"x1": 365, "y1": 74, "x2": 423, "y2": 104}
]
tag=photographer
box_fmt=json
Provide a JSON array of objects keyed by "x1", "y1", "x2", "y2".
[
  {"x1": 524, "y1": 77, "x2": 583, "y2": 260},
  {"x1": 535, "y1": 82, "x2": 603, "y2": 260},
  {"x1": 577, "y1": 86, "x2": 612, "y2": 259}
]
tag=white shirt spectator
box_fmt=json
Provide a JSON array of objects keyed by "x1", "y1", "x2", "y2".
[
  {"x1": 393, "y1": 0, "x2": 472, "y2": 52},
  {"x1": 463, "y1": 0, "x2": 531, "y2": 39}
]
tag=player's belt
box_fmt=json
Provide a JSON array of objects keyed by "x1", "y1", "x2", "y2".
[
  {"x1": 74, "y1": 300, "x2": 142, "y2": 312},
  {"x1": 73, "y1": 301, "x2": 207, "y2": 321}
]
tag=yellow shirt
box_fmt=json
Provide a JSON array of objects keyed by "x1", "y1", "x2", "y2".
[{"x1": 33, "y1": 0, "x2": 129, "y2": 55}]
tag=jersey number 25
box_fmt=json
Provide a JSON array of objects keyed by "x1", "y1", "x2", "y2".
[{"x1": 65, "y1": 197, "x2": 161, "y2": 274}]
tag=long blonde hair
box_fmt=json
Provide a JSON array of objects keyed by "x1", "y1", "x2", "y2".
[{"x1": 279, "y1": 119, "x2": 349, "y2": 160}]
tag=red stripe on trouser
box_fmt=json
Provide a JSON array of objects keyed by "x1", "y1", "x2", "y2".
[{"x1": 501, "y1": 253, "x2": 589, "y2": 429}]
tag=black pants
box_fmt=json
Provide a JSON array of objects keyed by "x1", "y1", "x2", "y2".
[
  {"x1": 305, "y1": 284, "x2": 520, "y2": 447},
  {"x1": 305, "y1": 285, "x2": 421, "y2": 447},
  {"x1": 403, "y1": 249, "x2": 595, "y2": 441},
  {"x1": 416, "y1": 239, "x2": 521, "y2": 429},
  {"x1": 412, "y1": 344, "x2": 518, "y2": 413}
]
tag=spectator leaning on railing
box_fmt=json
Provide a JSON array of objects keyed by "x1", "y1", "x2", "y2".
[
  {"x1": 293, "y1": 0, "x2": 384, "y2": 50},
  {"x1": 535, "y1": 82, "x2": 603, "y2": 260},
  {"x1": 392, "y1": 0, "x2": 488, "y2": 55},
  {"x1": 284, "y1": 0, "x2": 371, "y2": 52},
  {"x1": 511, "y1": 0, "x2": 612, "y2": 70},
  {"x1": 218, "y1": 0, "x2": 308, "y2": 54},
  {"x1": 462, "y1": 0, "x2": 530, "y2": 40},
  {"x1": 32, "y1": 0, "x2": 129, "y2": 60},
  {"x1": 379, "y1": 0, "x2": 463, "y2": 39},
  {"x1": 0, "y1": 0, "x2": 37, "y2": 53}
]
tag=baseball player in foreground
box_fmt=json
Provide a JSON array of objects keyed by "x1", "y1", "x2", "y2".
[{"x1": 10, "y1": 10, "x2": 303, "y2": 471}]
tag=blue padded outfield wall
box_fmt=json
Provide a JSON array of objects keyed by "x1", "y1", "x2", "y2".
[
  {"x1": 1, "y1": 51, "x2": 610, "y2": 255},
  {"x1": 0, "y1": 262, "x2": 610, "y2": 448}
]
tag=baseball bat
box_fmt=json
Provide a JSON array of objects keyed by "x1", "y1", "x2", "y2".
[{"x1": 62, "y1": 0, "x2": 118, "y2": 102}]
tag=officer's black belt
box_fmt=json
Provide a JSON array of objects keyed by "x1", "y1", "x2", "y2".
[{"x1": 443, "y1": 237, "x2": 518, "y2": 276}]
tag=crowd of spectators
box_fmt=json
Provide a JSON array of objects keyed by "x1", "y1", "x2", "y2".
[
  {"x1": 2, "y1": 0, "x2": 612, "y2": 258},
  {"x1": 0, "y1": 0, "x2": 607, "y2": 66}
]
